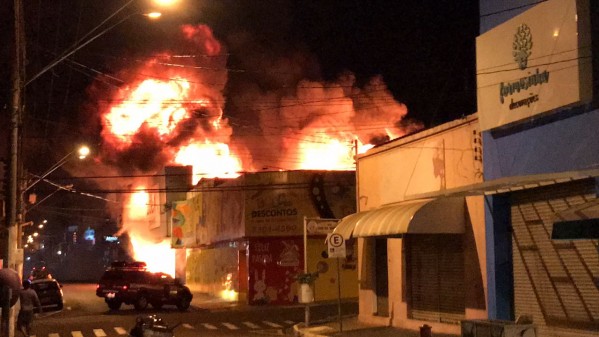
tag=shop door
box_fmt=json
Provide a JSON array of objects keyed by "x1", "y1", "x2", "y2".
[
  {"x1": 510, "y1": 181, "x2": 599, "y2": 334},
  {"x1": 375, "y1": 238, "x2": 389, "y2": 316},
  {"x1": 407, "y1": 234, "x2": 465, "y2": 323}
]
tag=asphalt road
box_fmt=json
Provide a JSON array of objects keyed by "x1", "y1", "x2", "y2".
[{"x1": 28, "y1": 283, "x2": 358, "y2": 337}]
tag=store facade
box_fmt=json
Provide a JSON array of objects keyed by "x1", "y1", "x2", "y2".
[
  {"x1": 176, "y1": 170, "x2": 359, "y2": 304},
  {"x1": 334, "y1": 114, "x2": 487, "y2": 334},
  {"x1": 478, "y1": 1, "x2": 599, "y2": 336}
]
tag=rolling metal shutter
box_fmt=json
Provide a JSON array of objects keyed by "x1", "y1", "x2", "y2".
[
  {"x1": 510, "y1": 180, "x2": 599, "y2": 337},
  {"x1": 406, "y1": 234, "x2": 465, "y2": 324}
]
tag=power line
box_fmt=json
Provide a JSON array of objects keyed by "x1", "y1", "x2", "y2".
[{"x1": 480, "y1": 0, "x2": 546, "y2": 18}]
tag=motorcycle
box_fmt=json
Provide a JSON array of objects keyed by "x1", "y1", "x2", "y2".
[{"x1": 129, "y1": 315, "x2": 181, "y2": 337}]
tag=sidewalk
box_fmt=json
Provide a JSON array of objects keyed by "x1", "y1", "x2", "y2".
[
  {"x1": 189, "y1": 290, "x2": 240, "y2": 310},
  {"x1": 293, "y1": 316, "x2": 460, "y2": 337},
  {"x1": 186, "y1": 288, "x2": 459, "y2": 337}
]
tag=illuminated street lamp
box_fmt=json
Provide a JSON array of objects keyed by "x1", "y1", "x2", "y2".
[
  {"x1": 23, "y1": 145, "x2": 90, "y2": 194},
  {"x1": 4, "y1": 1, "x2": 179, "y2": 336},
  {"x1": 26, "y1": 0, "x2": 177, "y2": 86},
  {"x1": 145, "y1": 12, "x2": 162, "y2": 19}
]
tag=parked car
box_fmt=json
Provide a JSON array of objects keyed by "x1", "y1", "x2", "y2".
[
  {"x1": 96, "y1": 261, "x2": 193, "y2": 311},
  {"x1": 28, "y1": 265, "x2": 52, "y2": 281},
  {"x1": 30, "y1": 278, "x2": 64, "y2": 311}
]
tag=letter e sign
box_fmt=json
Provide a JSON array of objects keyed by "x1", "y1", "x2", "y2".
[{"x1": 327, "y1": 233, "x2": 346, "y2": 258}]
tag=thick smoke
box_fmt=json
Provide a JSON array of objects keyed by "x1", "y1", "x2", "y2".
[
  {"x1": 75, "y1": 18, "x2": 423, "y2": 266},
  {"x1": 84, "y1": 22, "x2": 421, "y2": 179}
]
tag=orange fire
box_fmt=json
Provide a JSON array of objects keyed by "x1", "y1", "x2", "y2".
[
  {"x1": 98, "y1": 24, "x2": 419, "y2": 276},
  {"x1": 174, "y1": 142, "x2": 242, "y2": 181},
  {"x1": 129, "y1": 234, "x2": 175, "y2": 276},
  {"x1": 122, "y1": 186, "x2": 176, "y2": 276}
]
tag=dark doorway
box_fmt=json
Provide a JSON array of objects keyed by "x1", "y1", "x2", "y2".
[{"x1": 375, "y1": 238, "x2": 389, "y2": 316}]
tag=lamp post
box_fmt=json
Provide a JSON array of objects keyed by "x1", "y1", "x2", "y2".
[
  {"x1": 26, "y1": 8, "x2": 163, "y2": 86},
  {"x1": 19, "y1": 145, "x2": 90, "y2": 247},
  {"x1": 22, "y1": 146, "x2": 90, "y2": 194},
  {"x1": 4, "y1": 1, "x2": 177, "y2": 335}
]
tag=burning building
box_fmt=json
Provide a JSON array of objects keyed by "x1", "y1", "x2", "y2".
[
  {"x1": 174, "y1": 170, "x2": 357, "y2": 304},
  {"x1": 81, "y1": 19, "x2": 422, "y2": 305}
]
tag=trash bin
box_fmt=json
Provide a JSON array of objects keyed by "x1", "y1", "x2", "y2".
[{"x1": 420, "y1": 324, "x2": 432, "y2": 337}]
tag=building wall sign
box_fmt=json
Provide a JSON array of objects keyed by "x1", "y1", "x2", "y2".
[
  {"x1": 170, "y1": 194, "x2": 201, "y2": 248},
  {"x1": 244, "y1": 171, "x2": 355, "y2": 237},
  {"x1": 476, "y1": 0, "x2": 592, "y2": 131}
]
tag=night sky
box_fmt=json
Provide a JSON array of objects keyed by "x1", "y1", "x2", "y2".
[
  {"x1": 0, "y1": 0, "x2": 479, "y2": 222},
  {"x1": 2, "y1": 0, "x2": 479, "y2": 149}
]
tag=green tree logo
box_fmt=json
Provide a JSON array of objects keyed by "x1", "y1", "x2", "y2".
[{"x1": 513, "y1": 24, "x2": 533, "y2": 70}]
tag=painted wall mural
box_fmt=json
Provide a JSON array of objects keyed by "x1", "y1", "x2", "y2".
[{"x1": 248, "y1": 237, "x2": 304, "y2": 305}]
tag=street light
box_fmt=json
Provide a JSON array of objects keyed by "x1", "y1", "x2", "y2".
[
  {"x1": 23, "y1": 145, "x2": 90, "y2": 194},
  {"x1": 26, "y1": 0, "x2": 176, "y2": 86},
  {"x1": 4, "y1": 1, "x2": 177, "y2": 336},
  {"x1": 18, "y1": 145, "x2": 90, "y2": 250}
]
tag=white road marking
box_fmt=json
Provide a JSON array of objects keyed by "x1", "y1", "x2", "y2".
[
  {"x1": 72, "y1": 331, "x2": 84, "y2": 337},
  {"x1": 222, "y1": 322, "x2": 240, "y2": 330},
  {"x1": 284, "y1": 320, "x2": 295, "y2": 325},
  {"x1": 182, "y1": 323, "x2": 194, "y2": 329},
  {"x1": 114, "y1": 327, "x2": 128, "y2": 335},
  {"x1": 201, "y1": 323, "x2": 218, "y2": 330},
  {"x1": 243, "y1": 321, "x2": 261, "y2": 329},
  {"x1": 93, "y1": 329, "x2": 106, "y2": 337},
  {"x1": 262, "y1": 321, "x2": 282, "y2": 328}
]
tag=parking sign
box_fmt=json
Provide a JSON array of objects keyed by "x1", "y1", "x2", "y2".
[{"x1": 327, "y1": 233, "x2": 346, "y2": 258}]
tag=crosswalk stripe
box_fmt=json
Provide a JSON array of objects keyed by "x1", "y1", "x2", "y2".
[
  {"x1": 201, "y1": 323, "x2": 218, "y2": 330},
  {"x1": 114, "y1": 327, "x2": 128, "y2": 335},
  {"x1": 222, "y1": 322, "x2": 239, "y2": 330},
  {"x1": 243, "y1": 321, "x2": 261, "y2": 329},
  {"x1": 284, "y1": 320, "x2": 295, "y2": 325},
  {"x1": 72, "y1": 331, "x2": 84, "y2": 337},
  {"x1": 182, "y1": 323, "x2": 194, "y2": 329},
  {"x1": 262, "y1": 321, "x2": 282, "y2": 328},
  {"x1": 93, "y1": 329, "x2": 106, "y2": 337},
  {"x1": 49, "y1": 333, "x2": 60, "y2": 337}
]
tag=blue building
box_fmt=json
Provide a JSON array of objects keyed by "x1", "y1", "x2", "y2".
[{"x1": 478, "y1": 1, "x2": 599, "y2": 336}]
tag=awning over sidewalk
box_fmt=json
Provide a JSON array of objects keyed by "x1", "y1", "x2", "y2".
[
  {"x1": 405, "y1": 168, "x2": 599, "y2": 200},
  {"x1": 333, "y1": 196, "x2": 465, "y2": 239},
  {"x1": 552, "y1": 198, "x2": 599, "y2": 240}
]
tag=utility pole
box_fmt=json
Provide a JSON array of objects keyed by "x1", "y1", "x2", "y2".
[
  {"x1": 8, "y1": 0, "x2": 25, "y2": 270},
  {"x1": 3, "y1": 0, "x2": 25, "y2": 336}
]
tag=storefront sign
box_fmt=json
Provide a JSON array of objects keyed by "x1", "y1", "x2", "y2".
[
  {"x1": 306, "y1": 218, "x2": 339, "y2": 235},
  {"x1": 476, "y1": 0, "x2": 592, "y2": 131}
]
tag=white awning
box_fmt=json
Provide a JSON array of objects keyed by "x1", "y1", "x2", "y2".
[
  {"x1": 333, "y1": 197, "x2": 465, "y2": 239},
  {"x1": 405, "y1": 168, "x2": 599, "y2": 200}
]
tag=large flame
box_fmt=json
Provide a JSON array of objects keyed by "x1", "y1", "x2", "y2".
[
  {"x1": 129, "y1": 188, "x2": 149, "y2": 219},
  {"x1": 129, "y1": 234, "x2": 176, "y2": 276},
  {"x1": 96, "y1": 24, "x2": 421, "y2": 277},
  {"x1": 174, "y1": 142, "x2": 242, "y2": 179},
  {"x1": 103, "y1": 78, "x2": 194, "y2": 146}
]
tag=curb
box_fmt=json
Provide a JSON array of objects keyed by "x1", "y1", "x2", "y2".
[{"x1": 292, "y1": 315, "x2": 360, "y2": 337}]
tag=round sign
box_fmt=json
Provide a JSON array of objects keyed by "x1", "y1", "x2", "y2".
[{"x1": 329, "y1": 233, "x2": 344, "y2": 247}]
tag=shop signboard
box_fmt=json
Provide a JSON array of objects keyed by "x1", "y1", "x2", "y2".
[{"x1": 476, "y1": 0, "x2": 592, "y2": 131}]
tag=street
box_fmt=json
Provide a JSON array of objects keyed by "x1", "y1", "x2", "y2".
[{"x1": 28, "y1": 283, "x2": 358, "y2": 337}]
